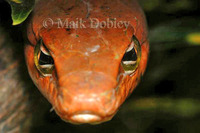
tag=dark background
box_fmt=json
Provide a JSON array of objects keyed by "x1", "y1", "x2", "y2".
[{"x1": 0, "y1": 0, "x2": 200, "y2": 132}]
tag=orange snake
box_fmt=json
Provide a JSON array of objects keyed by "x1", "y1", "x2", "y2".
[{"x1": 25, "y1": 0, "x2": 149, "y2": 124}]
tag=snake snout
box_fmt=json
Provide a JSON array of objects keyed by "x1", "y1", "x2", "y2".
[{"x1": 55, "y1": 71, "x2": 118, "y2": 123}]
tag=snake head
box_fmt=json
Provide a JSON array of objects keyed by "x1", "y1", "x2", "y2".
[{"x1": 25, "y1": 0, "x2": 149, "y2": 124}]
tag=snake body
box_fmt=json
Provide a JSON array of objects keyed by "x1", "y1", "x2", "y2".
[
  {"x1": 0, "y1": 27, "x2": 31, "y2": 132},
  {"x1": 25, "y1": 0, "x2": 149, "y2": 124}
]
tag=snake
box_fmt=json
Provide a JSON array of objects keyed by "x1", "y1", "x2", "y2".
[{"x1": 25, "y1": 0, "x2": 149, "y2": 124}]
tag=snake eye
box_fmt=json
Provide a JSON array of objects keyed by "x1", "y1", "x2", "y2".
[
  {"x1": 121, "y1": 35, "x2": 141, "y2": 75},
  {"x1": 34, "y1": 39, "x2": 54, "y2": 76}
]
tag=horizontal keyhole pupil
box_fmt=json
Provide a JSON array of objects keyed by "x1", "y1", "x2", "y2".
[
  {"x1": 122, "y1": 48, "x2": 137, "y2": 62},
  {"x1": 39, "y1": 51, "x2": 54, "y2": 65}
]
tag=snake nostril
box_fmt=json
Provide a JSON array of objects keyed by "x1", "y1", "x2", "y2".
[{"x1": 71, "y1": 113, "x2": 101, "y2": 123}]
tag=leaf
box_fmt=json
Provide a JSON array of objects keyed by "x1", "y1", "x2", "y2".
[{"x1": 6, "y1": 0, "x2": 35, "y2": 25}]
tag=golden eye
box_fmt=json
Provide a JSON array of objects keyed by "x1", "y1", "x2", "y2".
[
  {"x1": 34, "y1": 39, "x2": 54, "y2": 76},
  {"x1": 121, "y1": 35, "x2": 141, "y2": 75}
]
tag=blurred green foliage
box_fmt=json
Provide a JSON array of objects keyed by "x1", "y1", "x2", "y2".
[
  {"x1": 186, "y1": 32, "x2": 200, "y2": 45},
  {"x1": 125, "y1": 98, "x2": 200, "y2": 117},
  {"x1": 139, "y1": 0, "x2": 194, "y2": 13}
]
